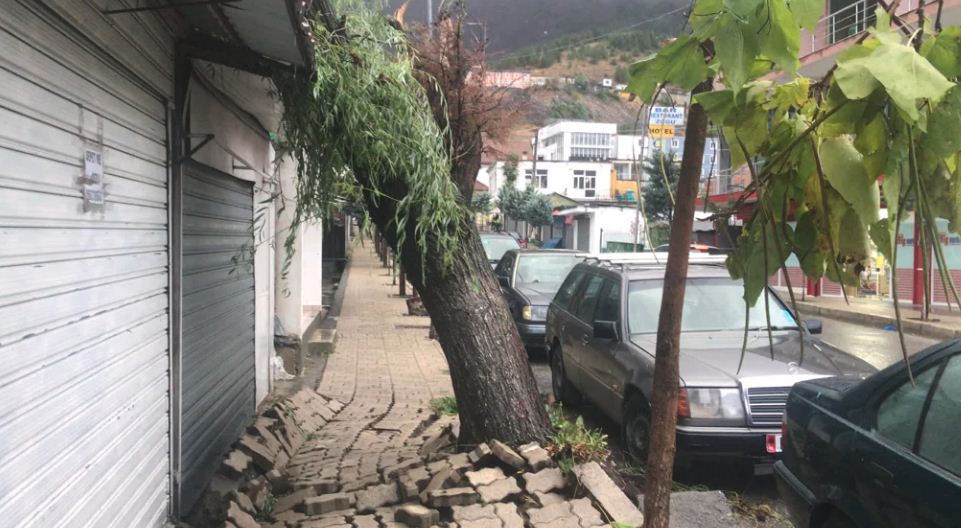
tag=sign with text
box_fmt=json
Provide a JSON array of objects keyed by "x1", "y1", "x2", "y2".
[
  {"x1": 648, "y1": 124, "x2": 675, "y2": 138},
  {"x1": 650, "y1": 106, "x2": 685, "y2": 126}
]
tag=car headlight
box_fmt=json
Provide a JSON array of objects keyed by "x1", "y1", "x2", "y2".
[
  {"x1": 532, "y1": 305, "x2": 549, "y2": 320},
  {"x1": 521, "y1": 305, "x2": 533, "y2": 320},
  {"x1": 679, "y1": 388, "x2": 744, "y2": 420}
]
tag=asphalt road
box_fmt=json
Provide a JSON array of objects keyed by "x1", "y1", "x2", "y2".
[{"x1": 526, "y1": 318, "x2": 943, "y2": 526}]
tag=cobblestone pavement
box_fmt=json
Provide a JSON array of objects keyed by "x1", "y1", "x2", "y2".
[{"x1": 214, "y1": 247, "x2": 648, "y2": 528}]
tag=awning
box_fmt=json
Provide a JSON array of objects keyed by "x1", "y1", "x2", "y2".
[{"x1": 174, "y1": 0, "x2": 313, "y2": 66}]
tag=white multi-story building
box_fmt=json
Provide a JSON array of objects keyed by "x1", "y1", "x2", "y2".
[
  {"x1": 485, "y1": 159, "x2": 614, "y2": 201},
  {"x1": 536, "y1": 121, "x2": 618, "y2": 162}
]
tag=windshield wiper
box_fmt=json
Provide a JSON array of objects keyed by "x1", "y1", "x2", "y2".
[{"x1": 748, "y1": 325, "x2": 798, "y2": 331}]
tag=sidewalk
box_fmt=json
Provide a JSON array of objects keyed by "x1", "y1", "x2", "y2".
[
  {"x1": 795, "y1": 296, "x2": 961, "y2": 340},
  {"x1": 209, "y1": 246, "x2": 646, "y2": 528}
]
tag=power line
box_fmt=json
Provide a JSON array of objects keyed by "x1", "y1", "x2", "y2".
[{"x1": 488, "y1": 5, "x2": 688, "y2": 62}]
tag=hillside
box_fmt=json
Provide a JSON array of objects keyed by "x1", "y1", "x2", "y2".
[{"x1": 387, "y1": 0, "x2": 688, "y2": 53}]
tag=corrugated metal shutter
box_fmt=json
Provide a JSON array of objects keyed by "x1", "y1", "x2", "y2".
[
  {"x1": 0, "y1": 3, "x2": 171, "y2": 528},
  {"x1": 180, "y1": 161, "x2": 255, "y2": 510}
]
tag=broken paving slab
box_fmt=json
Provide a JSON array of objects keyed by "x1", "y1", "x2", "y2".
[
  {"x1": 636, "y1": 490, "x2": 736, "y2": 528},
  {"x1": 573, "y1": 462, "x2": 644, "y2": 527},
  {"x1": 394, "y1": 504, "x2": 440, "y2": 528}
]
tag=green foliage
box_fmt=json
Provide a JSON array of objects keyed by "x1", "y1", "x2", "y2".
[
  {"x1": 256, "y1": 494, "x2": 278, "y2": 521},
  {"x1": 550, "y1": 98, "x2": 593, "y2": 120},
  {"x1": 271, "y1": 0, "x2": 464, "y2": 276},
  {"x1": 471, "y1": 192, "x2": 494, "y2": 214},
  {"x1": 546, "y1": 405, "x2": 608, "y2": 474},
  {"x1": 429, "y1": 396, "x2": 458, "y2": 416},
  {"x1": 498, "y1": 186, "x2": 554, "y2": 229},
  {"x1": 642, "y1": 151, "x2": 680, "y2": 221},
  {"x1": 626, "y1": 0, "x2": 961, "y2": 363}
]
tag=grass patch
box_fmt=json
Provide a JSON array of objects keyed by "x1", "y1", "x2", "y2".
[
  {"x1": 429, "y1": 396, "x2": 458, "y2": 416},
  {"x1": 255, "y1": 494, "x2": 278, "y2": 521},
  {"x1": 546, "y1": 404, "x2": 608, "y2": 474}
]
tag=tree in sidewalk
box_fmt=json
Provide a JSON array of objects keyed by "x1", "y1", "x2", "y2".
[
  {"x1": 641, "y1": 151, "x2": 680, "y2": 222},
  {"x1": 628, "y1": 0, "x2": 961, "y2": 524},
  {"x1": 274, "y1": 0, "x2": 551, "y2": 445},
  {"x1": 498, "y1": 185, "x2": 553, "y2": 240}
]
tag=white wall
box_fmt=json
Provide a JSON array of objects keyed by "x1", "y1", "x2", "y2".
[
  {"x1": 514, "y1": 160, "x2": 613, "y2": 200},
  {"x1": 592, "y1": 205, "x2": 644, "y2": 251}
]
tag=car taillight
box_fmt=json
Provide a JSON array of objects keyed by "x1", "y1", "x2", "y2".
[{"x1": 677, "y1": 388, "x2": 690, "y2": 418}]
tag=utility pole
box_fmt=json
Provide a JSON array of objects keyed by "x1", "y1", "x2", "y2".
[{"x1": 427, "y1": 0, "x2": 433, "y2": 27}]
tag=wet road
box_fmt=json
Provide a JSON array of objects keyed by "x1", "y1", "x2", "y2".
[{"x1": 526, "y1": 319, "x2": 943, "y2": 526}]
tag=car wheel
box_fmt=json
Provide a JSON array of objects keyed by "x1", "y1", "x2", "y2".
[
  {"x1": 550, "y1": 345, "x2": 581, "y2": 406},
  {"x1": 821, "y1": 514, "x2": 856, "y2": 528},
  {"x1": 623, "y1": 393, "x2": 652, "y2": 464}
]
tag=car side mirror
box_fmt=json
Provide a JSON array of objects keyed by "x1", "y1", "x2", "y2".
[
  {"x1": 593, "y1": 320, "x2": 618, "y2": 341},
  {"x1": 803, "y1": 319, "x2": 823, "y2": 335},
  {"x1": 497, "y1": 275, "x2": 510, "y2": 288}
]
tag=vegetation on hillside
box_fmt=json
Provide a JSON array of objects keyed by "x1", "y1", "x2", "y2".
[{"x1": 491, "y1": 27, "x2": 674, "y2": 72}]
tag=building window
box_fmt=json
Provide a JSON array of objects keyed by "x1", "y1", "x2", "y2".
[
  {"x1": 571, "y1": 147, "x2": 609, "y2": 161},
  {"x1": 573, "y1": 170, "x2": 597, "y2": 197},
  {"x1": 524, "y1": 168, "x2": 548, "y2": 188},
  {"x1": 615, "y1": 163, "x2": 632, "y2": 181},
  {"x1": 571, "y1": 132, "x2": 612, "y2": 147}
]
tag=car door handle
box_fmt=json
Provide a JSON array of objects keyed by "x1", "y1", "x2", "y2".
[
  {"x1": 581, "y1": 334, "x2": 590, "y2": 346},
  {"x1": 866, "y1": 461, "x2": 895, "y2": 485}
]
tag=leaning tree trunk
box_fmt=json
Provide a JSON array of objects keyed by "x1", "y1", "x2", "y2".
[
  {"x1": 643, "y1": 80, "x2": 711, "y2": 528},
  {"x1": 363, "y1": 185, "x2": 551, "y2": 445}
]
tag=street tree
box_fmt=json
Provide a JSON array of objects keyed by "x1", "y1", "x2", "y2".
[
  {"x1": 641, "y1": 151, "x2": 680, "y2": 222},
  {"x1": 274, "y1": 0, "x2": 550, "y2": 445},
  {"x1": 628, "y1": 0, "x2": 961, "y2": 525},
  {"x1": 499, "y1": 186, "x2": 553, "y2": 240}
]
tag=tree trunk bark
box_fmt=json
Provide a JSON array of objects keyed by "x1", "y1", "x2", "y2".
[
  {"x1": 643, "y1": 80, "x2": 711, "y2": 528},
  {"x1": 364, "y1": 187, "x2": 551, "y2": 445}
]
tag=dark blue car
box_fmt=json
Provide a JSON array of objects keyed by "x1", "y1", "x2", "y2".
[{"x1": 776, "y1": 339, "x2": 961, "y2": 528}]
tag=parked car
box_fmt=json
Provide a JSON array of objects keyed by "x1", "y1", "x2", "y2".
[
  {"x1": 494, "y1": 250, "x2": 586, "y2": 350},
  {"x1": 545, "y1": 254, "x2": 876, "y2": 472},
  {"x1": 654, "y1": 243, "x2": 727, "y2": 254},
  {"x1": 480, "y1": 232, "x2": 521, "y2": 267},
  {"x1": 505, "y1": 231, "x2": 527, "y2": 248},
  {"x1": 775, "y1": 339, "x2": 961, "y2": 528}
]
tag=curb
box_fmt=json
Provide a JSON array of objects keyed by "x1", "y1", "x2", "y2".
[{"x1": 795, "y1": 300, "x2": 961, "y2": 341}]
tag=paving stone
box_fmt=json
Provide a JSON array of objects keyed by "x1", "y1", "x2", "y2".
[
  {"x1": 493, "y1": 503, "x2": 524, "y2": 528},
  {"x1": 266, "y1": 468, "x2": 292, "y2": 495},
  {"x1": 476, "y1": 477, "x2": 522, "y2": 504},
  {"x1": 239, "y1": 434, "x2": 276, "y2": 473},
  {"x1": 274, "y1": 488, "x2": 315, "y2": 514},
  {"x1": 398, "y1": 474, "x2": 421, "y2": 501},
  {"x1": 528, "y1": 502, "x2": 574, "y2": 525},
  {"x1": 425, "y1": 487, "x2": 481, "y2": 508},
  {"x1": 304, "y1": 493, "x2": 355, "y2": 516},
  {"x1": 355, "y1": 483, "x2": 400, "y2": 513},
  {"x1": 342, "y1": 473, "x2": 382, "y2": 492},
  {"x1": 468, "y1": 444, "x2": 494, "y2": 466},
  {"x1": 302, "y1": 516, "x2": 351, "y2": 528},
  {"x1": 228, "y1": 490, "x2": 256, "y2": 515},
  {"x1": 244, "y1": 477, "x2": 271, "y2": 510},
  {"x1": 418, "y1": 428, "x2": 453, "y2": 457},
  {"x1": 535, "y1": 492, "x2": 567, "y2": 506},
  {"x1": 353, "y1": 513, "x2": 380, "y2": 528},
  {"x1": 253, "y1": 422, "x2": 284, "y2": 456},
  {"x1": 382, "y1": 458, "x2": 425, "y2": 480},
  {"x1": 518, "y1": 443, "x2": 553, "y2": 471},
  {"x1": 226, "y1": 501, "x2": 260, "y2": 528},
  {"x1": 273, "y1": 509, "x2": 308, "y2": 525},
  {"x1": 452, "y1": 504, "x2": 498, "y2": 523},
  {"x1": 418, "y1": 465, "x2": 458, "y2": 502},
  {"x1": 394, "y1": 504, "x2": 440, "y2": 528},
  {"x1": 426, "y1": 459, "x2": 452, "y2": 475},
  {"x1": 570, "y1": 498, "x2": 604, "y2": 527},
  {"x1": 522, "y1": 468, "x2": 567, "y2": 494},
  {"x1": 465, "y1": 467, "x2": 506, "y2": 487},
  {"x1": 447, "y1": 453, "x2": 473, "y2": 472},
  {"x1": 488, "y1": 440, "x2": 524, "y2": 470},
  {"x1": 573, "y1": 462, "x2": 644, "y2": 527},
  {"x1": 221, "y1": 449, "x2": 252, "y2": 479}
]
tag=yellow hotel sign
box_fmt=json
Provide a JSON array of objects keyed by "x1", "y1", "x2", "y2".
[{"x1": 648, "y1": 124, "x2": 675, "y2": 138}]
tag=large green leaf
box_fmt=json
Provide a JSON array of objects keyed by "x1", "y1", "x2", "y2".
[
  {"x1": 759, "y1": 0, "x2": 801, "y2": 75},
  {"x1": 820, "y1": 137, "x2": 881, "y2": 226},
  {"x1": 869, "y1": 218, "x2": 895, "y2": 263},
  {"x1": 724, "y1": 0, "x2": 763, "y2": 19},
  {"x1": 854, "y1": 113, "x2": 888, "y2": 178},
  {"x1": 695, "y1": 90, "x2": 736, "y2": 121},
  {"x1": 836, "y1": 37, "x2": 953, "y2": 121},
  {"x1": 924, "y1": 86, "x2": 961, "y2": 160},
  {"x1": 627, "y1": 36, "x2": 709, "y2": 102},
  {"x1": 790, "y1": 0, "x2": 822, "y2": 31},
  {"x1": 715, "y1": 16, "x2": 759, "y2": 90},
  {"x1": 920, "y1": 27, "x2": 961, "y2": 78}
]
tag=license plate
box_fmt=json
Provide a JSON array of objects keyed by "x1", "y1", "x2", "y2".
[{"x1": 766, "y1": 433, "x2": 782, "y2": 454}]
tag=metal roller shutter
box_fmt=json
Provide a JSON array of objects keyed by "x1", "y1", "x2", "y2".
[
  {"x1": 0, "y1": 2, "x2": 171, "y2": 527},
  {"x1": 180, "y1": 161, "x2": 256, "y2": 510}
]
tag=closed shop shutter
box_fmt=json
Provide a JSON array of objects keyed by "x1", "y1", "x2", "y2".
[
  {"x1": 0, "y1": 3, "x2": 172, "y2": 527},
  {"x1": 180, "y1": 161, "x2": 256, "y2": 510}
]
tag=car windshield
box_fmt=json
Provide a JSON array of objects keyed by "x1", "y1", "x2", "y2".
[
  {"x1": 481, "y1": 236, "x2": 520, "y2": 262},
  {"x1": 515, "y1": 254, "x2": 581, "y2": 290},
  {"x1": 627, "y1": 277, "x2": 798, "y2": 334}
]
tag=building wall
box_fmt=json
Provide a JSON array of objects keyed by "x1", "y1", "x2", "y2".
[{"x1": 489, "y1": 160, "x2": 614, "y2": 200}]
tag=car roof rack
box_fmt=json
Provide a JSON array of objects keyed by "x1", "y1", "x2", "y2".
[{"x1": 583, "y1": 252, "x2": 728, "y2": 272}]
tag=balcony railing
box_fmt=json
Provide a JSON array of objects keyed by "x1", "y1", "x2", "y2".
[{"x1": 802, "y1": 0, "x2": 922, "y2": 56}]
